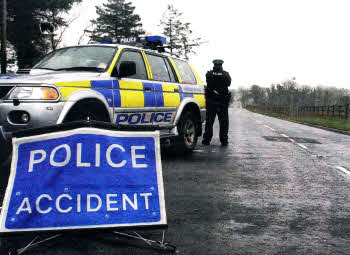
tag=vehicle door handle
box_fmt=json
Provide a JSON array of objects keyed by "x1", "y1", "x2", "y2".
[
  {"x1": 174, "y1": 88, "x2": 179, "y2": 92},
  {"x1": 145, "y1": 87, "x2": 152, "y2": 91}
]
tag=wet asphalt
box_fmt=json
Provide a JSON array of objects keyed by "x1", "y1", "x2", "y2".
[{"x1": 1, "y1": 105, "x2": 350, "y2": 254}]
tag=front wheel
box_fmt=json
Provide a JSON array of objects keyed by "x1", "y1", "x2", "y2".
[
  {"x1": 63, "y1": 101, "x2": 110, "y2": 123},
  {"x1": 177, "y1": 111, "x2": 199, "y2": 152}
]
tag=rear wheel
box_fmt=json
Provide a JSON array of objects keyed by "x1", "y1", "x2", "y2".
[{"x1": 177, "y1": 111, "x2": 199, "y2": 152}]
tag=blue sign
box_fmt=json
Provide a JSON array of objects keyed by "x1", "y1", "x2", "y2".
[{"x1": 0, "y1": 128, "x2": 166, "y2": 232}]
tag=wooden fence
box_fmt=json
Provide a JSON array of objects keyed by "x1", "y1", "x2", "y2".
[{"x1": 245, "y1": 104, "x2": 350, "y2": 120}]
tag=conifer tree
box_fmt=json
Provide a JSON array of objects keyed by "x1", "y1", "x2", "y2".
[
  {"x1": 3, "y1": 0, "x2": 81, "y2": 68},
  {"x1": 159, "y1": 4, "x2": 206, "y2": 59},
  {"x1": 90, "y1": 0, "x2": 144, "y2": 42}
]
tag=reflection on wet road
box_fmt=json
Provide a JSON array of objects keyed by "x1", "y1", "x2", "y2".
[{"x1": 1, "y1": 106, "x2": 350, "y2": 254}]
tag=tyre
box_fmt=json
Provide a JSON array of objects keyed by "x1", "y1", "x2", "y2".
[
  {"x1": 64, "y1": 100, "x2": 110, "y2": 123},
  {"x1": 177, "y1": 111, "x2": 199, "y2": 152}
]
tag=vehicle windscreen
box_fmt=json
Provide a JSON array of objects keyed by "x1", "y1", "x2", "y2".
[{"x1": 33, "y1": 46, "x2": 117, "y2": 72}]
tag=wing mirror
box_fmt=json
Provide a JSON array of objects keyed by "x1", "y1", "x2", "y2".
[{"x1": 118, "y1": 61, "x2": 136, "y2": 78}]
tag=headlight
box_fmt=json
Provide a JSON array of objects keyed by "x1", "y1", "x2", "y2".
[{"x1": 8, "y1": 87, "x2": 59, "y2": 100}]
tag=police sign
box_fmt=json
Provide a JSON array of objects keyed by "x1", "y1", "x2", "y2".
[{"x1": 0, "y1": 128, "x2": 166, "y2": 232}]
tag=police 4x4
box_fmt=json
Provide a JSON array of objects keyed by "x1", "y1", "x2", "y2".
[{"x1": 0, "y1": 36, "x2": 206, "y2": 159}]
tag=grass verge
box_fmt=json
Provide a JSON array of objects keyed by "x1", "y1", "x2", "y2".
[{"x1": 248, "y1": 110, "x2": 350, "y2": 132}]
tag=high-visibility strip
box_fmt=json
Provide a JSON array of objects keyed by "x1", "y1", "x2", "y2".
[
  {"x1": 120, "y1": 90, "x2": 144, "y2": 107},
  {"x1": 113, "y1": 81, "x2": 121, "y2": 107},
  {"x1": 162, "y1": 84, "x2": 179, "y2": 92},
  {"x1": 91, "y1": 80, "x2": 113, "y2": 89},
  {"x1": 162, "y1": 84, "x2": 180, "y2": 107},
  {"x1": 107, "y1": 47, "x2": 124, "y2": 75},
  {"x1": 190, "y1": 64, "x2": 203, "y2": 86},
  {"x1": 179, "y1": 85, "x2": 193, "y2": 101},
  {"x1": 118, "y1": 80, "x2": 144, "y2": 107},
  {"x1": 119, "y1": 80, "x2": 143, "y2": 90},
  {"x1": 55, "y1": 81, "x2": 91, "y2": 100},
  {"x1": 55, "y1": 81, "x2": 91, "y2": 88},
  {"x1": 142, "y1": 51, "x2": 153, "y2": 80},
  {"x1": 163, "y1": 92, "x2": 180, "y2": 107},
  {"x1": 59, "y1": 88, "x2": 84, "y2": 100},
  {"x1": 168, "y1": 57, "x2": 182, "y2": 84},
  {"x1": 194, "y1": 94, "x2": 206, "y2": 108}
]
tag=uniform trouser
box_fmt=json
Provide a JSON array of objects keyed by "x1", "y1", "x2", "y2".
[{"x1": 203, "y1": 102, "x2": 229, "y2": 144}]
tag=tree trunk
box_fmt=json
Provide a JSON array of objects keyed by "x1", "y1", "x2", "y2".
[{"x1": 1, "y1": 0, "x2": 7, "y2": 74}]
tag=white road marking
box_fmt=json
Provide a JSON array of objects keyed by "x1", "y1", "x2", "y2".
[
  {"x1": 264, "y1": 125, "x2": 275, "y2": 131},
  {"x1": 297, "y1": 143, "x2": 308, "y2": 149},
  {"x1": 289, "y1": 138, "x2": 296, "y2": 143},
  {"x1": 281, "y1": 134, "x2": 289, "y2": 138},
  {"x1": 336, "y1": 166, "x2": 350, "y2": 176},
  {"x1": 193, "y1": 150, "x2": 205, "y2": 153}
]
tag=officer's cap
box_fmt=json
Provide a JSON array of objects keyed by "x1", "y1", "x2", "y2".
[{"x1": 213, "y1": 59, "x2": 224, "y2": 66}]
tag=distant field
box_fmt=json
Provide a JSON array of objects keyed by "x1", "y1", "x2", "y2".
[{"x1": 249, "y1": 110, "x2": 350, "y2": 132}]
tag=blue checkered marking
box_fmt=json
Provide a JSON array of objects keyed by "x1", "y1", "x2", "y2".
[
  {"x1": 112, "y1": 80, "x2": 121, "y2": 107},
  {"x1": 179, "y1": 86, "x2": 193, "y2": 101},
  {"x1": 91, "y1": 80, "x2": 113, "y2": 89},
  {"x1": 91, "y1": 80, "x2": 114, "y2": 107},
  {"x1": 142, "y1": 82, "x2": 164, "y2": 107},
  {"x1": 143, "y1": 82, "x2": 156, "y2": 107},
  {"x1": 153, "y1": 83, "x2": 164, "y2": 107}
]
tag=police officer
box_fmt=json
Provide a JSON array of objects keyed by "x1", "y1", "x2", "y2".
[{"x1": 202, "y1": 59, "x2": 231, "y2": 146}]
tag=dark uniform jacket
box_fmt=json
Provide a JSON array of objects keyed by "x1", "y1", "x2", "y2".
[{"x1": 205, "y1": 67, "x2": 232, "y2": 104}]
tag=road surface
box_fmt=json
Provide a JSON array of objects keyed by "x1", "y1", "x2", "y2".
[{"x1": 1, "y1": 106, "x2": 350, "y2": 254}]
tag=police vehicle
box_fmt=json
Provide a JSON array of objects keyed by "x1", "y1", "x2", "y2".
[{"x1": 0, "y1": 36, "x2": 206, "y2": 159}]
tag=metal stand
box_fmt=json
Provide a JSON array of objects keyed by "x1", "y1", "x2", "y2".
[
  {"x1": 1, "y1": 231, "x2": 176, "y2": 254},
  {"x1": 0, "y1": 202, "x2": 177, "y2": 254}
]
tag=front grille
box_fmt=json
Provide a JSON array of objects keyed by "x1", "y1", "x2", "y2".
[{"x1": 0, "y1": 86, "x2": 14, "y2": 99}]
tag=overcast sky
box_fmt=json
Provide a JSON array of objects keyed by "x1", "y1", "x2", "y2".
[{"x1": 64, "y1": 0, "x2": 350, "y2": 89}]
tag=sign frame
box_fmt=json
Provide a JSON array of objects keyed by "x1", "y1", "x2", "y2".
[{"x1": 0, "y1": 127, "x2": 167, "y2": 233}]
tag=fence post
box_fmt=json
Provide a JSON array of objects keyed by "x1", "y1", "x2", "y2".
[
  {"x1": 345, "y1": 104, "x2": 349, "y2": 120},
  {"x1": 327, "y1": 106, "x2": 330, "y2": 117}
]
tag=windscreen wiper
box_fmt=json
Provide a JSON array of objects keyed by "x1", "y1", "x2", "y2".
[
  {"x1": 54, "y1": 67, "x2": 105, "y2": 72},
  {"x1": 32, "y1": 67, "x2": 56, "y2": 71}
]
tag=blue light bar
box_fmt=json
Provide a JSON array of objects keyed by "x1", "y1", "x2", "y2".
[
  {"x1": 101, "y1": 39, "x2": 113, "y2": 44},
  {"x1": 146, "y1": 36, "x2": 166, "y2": 44}
]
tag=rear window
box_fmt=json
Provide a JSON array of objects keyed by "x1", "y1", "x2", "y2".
[{"x1": 172, "y1": 59, "x2": 197, "y2": 85}]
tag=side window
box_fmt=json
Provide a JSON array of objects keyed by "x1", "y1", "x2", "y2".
[
  {"x1": 172, "y1": 59, "x2": 197, "y2": 85},
  {"x1": 146, "y1": 54, "x2": 172, "y2": 82},
  {"x1": 116, "y1": 50, "x2": 147, "y2": 80}
]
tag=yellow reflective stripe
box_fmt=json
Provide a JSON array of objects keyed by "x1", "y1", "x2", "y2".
[
  {"x1": 119, "y1": 80, "x2": 144, "y2": 107},
  {"x1": 190, "y1": 64, "x2": 203, "y2": 86},
  {"x1": 194, "y1": 94, "x2": 206, "y2": 108},
  {"x1": 162, "y1": 84, "x2": 179, "y2": 92},
  {"x1": 107, "y1": 47, "x2": 124, "y2": 75},
  {"x1": 142, "y1": 51, "x2": 153, "y2": 80},
  {"x1": 163, "y1": 92, "x2": 180, "y2": 107},
  {"x1": 119, "y1": 80, "x2": 143, "y2": 90},
  {"x1": 59, "y1": 88, "x2": 84, "y2": 100},
  {"x1": 162, "y1": 84, "x2": 180, "y2": 107},
  {"x1": 168, "y1": 57, "x2": 182, "y2": 84},
  {"x1": 55, "y1": 81, "x2": 91, "y2": 100},
  {"x1": 55, "y1": 81, "x2": 91, "y2": 88},
  {"x1": 120, "y1": 90, "x2": 144, "y2": 107}
]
